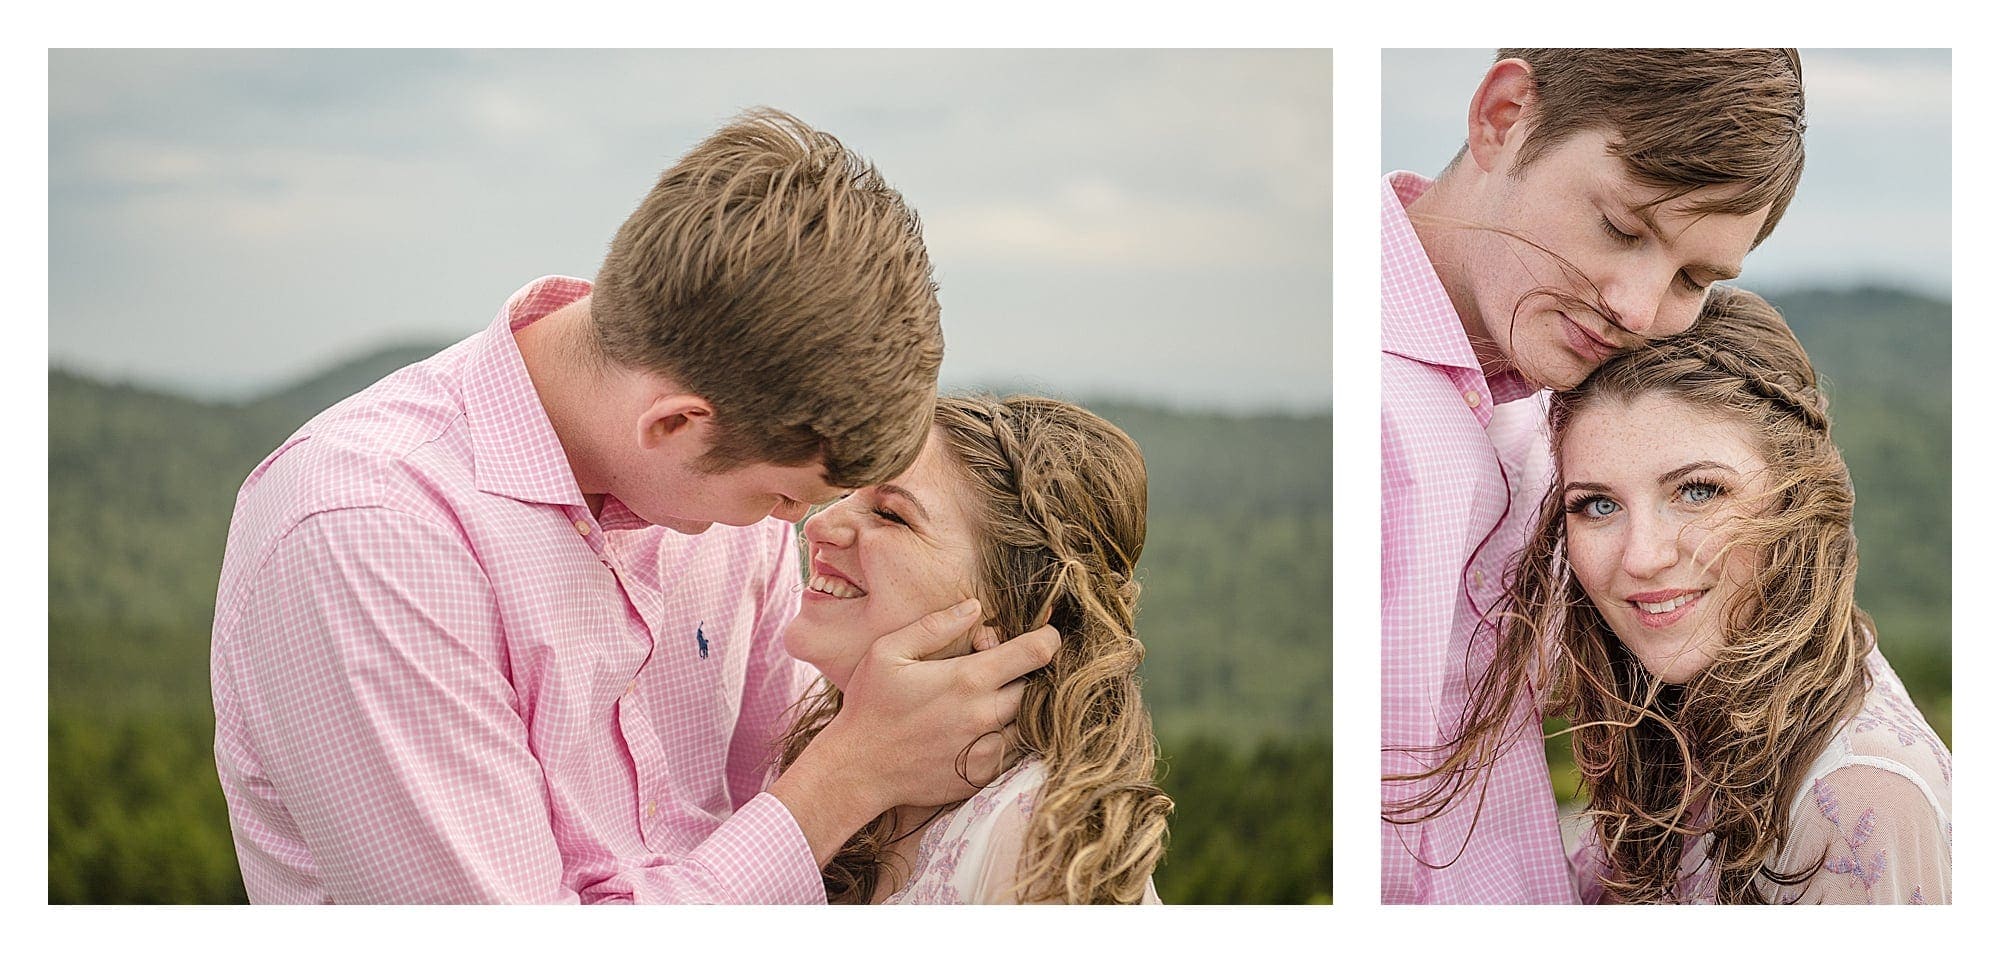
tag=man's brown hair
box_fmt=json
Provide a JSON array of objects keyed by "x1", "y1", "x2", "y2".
[
  {"x1": 1500, "y1": 48, "x2": 1807, "y2": 246},
  {"x1": 592, "y1": 108, "x2": 943, "y2": 488}
]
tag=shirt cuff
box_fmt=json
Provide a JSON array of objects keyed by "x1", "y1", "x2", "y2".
[{"x1": 684, "y1": 792, "x2": 827, "y2": 904}]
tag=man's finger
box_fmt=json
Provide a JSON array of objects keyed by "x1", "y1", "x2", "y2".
[
  {"x1": 970, "y1": 625, "x2": 1001, "y2": 653},
  {"x1": 959, "y1": 624, "x2": 1060, "y2": 689},
  {"x1": 988, "y1": 677, "x2": 1028, "y2": 731},
  {"x1": 961, "y1": 729, "x2": 1014, "y2": 788},
  {"x1": 877, "y1": 598, "x2": 982, "y2": 660}
]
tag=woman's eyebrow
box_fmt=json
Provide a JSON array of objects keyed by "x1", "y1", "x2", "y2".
[
  {"x1": 1561, "y1": 480, "x2": 1613, "y2": 496},
  {"x1": 874, "y1": 483, "x2": 933, "y2": 523},
  {"x1": 1659, "y1": 461, "x2": 1738, "y2": 485}
]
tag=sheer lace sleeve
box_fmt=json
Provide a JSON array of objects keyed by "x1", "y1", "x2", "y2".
[
  {"x1": 964, "y1": 773, "x2": 1041, "y2": 904},
  {"x1": 889, "y1": 759, "x2": 1162, "y2": 904},
  {"x1": 1779, "y1": 763, "x2": 1951, "y2": 904}
]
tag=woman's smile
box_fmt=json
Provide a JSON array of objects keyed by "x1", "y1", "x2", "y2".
[{"x1": 1626, "y1": 587, "x2": 1707, "y2": 628}]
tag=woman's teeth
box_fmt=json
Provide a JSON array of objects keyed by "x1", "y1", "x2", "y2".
[
  {"x1": 1636, "y1": 592, "x2": 1699, "y2": 614},
  {"x1": 808, "y1": 574, "x2": 865, "y2": 599}
]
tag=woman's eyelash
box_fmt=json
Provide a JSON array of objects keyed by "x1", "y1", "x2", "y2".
[
  {"x1": 873, "y1": 507, "x2": 908, "y2": 526},
  {"x1": 1677, "y1": 479, "x2": 1727, "y2": 504},
  {"x1": 1563, "y1": 494, "x2": 1613, "y2": 516}
]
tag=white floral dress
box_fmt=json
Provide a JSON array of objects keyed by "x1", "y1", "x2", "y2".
[
  {"x1": 882, "y1": 759, "x2": 1163, "y2": 904},
  {"x1": 1571, "y1": 649, "x2": 1952, "y2": 903}
]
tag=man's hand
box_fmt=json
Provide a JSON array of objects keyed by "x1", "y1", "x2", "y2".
[{"x1": 768, "y1": 598, "x2": 1060, "y2": 866}]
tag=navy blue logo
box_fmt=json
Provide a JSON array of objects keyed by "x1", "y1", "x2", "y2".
[{"x1": 695, "y1": 622, "x2": 709, "y2": 660}]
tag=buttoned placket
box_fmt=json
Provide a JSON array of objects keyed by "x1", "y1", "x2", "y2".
[{"x1": 572, "y1": 505, "x2": 675, "y2": 848}]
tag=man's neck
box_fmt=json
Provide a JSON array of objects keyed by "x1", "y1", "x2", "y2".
[
  {"x1": 1403, "y1": 171, "x2": 1515, "y2": 382},
  {"x1": 513, "y1": 297, "x2": 612, "y2": 519}
]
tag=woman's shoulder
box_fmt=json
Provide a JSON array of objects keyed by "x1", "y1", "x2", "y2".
[
  {"x1": 884, "y1": 759, "x2": 1045, "y2": 905},
  {"x1": 950, "y1": 759, "x2": 1047, "y2": 846},
  {"x1": 1830, "y1": 651, "x2": 1952, "y2": 804},
  {"x1": 1771, "y1": 649, "x2": 1952, "y2": 903}
]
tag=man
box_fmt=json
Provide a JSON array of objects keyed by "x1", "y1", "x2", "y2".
[
  {"x1": 211, "y1": 109, "x2": 1058, "y2": 903},
  {"x1": 1380, "y1": 50, "x2": 1806, "y2": 903}
]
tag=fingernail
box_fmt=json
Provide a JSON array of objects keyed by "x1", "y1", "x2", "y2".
[{"x1": 953, "y1": 598, "x2": 979, "y2": 618}]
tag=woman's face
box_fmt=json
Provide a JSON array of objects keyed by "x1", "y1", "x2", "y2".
[
  {"x1": 783, "y1": 430, "x2": 984, "y2": 691},
  {"x1": 1560, "y1": 392, "x2": 1770, "y2": 684}
]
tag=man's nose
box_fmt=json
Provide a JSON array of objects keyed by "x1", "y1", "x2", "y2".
[{"x1": 1602, "y1": 268, "x2": 1674, "y2": 339}]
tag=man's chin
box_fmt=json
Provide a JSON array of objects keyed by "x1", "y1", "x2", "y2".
[
  {"x1": 658, "y1": 516, "x2": 714, "y2": 535},
  {"x1": 1519, "y1": 356, "x2": 1594, "y2": 393}
]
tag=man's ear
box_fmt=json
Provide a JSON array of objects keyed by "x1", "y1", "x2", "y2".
[
  {"x1": 637, "y1": 392, "x2": 715, "y2": 453},
  {"x1": 1466, "y1": 58, "x2": 1536, "y2": 175}
]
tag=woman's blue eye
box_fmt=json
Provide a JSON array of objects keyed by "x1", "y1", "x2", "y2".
[
  {"x1": 1680, "y1": 481, "x2": 1722, "y2": 504},
  {"x1": 1567, "y1": 495, "x2": 1619, "y2": 518}
]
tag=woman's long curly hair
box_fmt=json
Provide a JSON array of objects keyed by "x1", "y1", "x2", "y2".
[
  {"x1": 1390, "y1": 287, "x2": 1874, "y2": 903},
  {"x1": 775, "y1": 394, "x2": 1171, "y2": 903}
]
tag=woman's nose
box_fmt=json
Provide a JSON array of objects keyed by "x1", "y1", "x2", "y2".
[
  {"x1": 1621, "y1": 512, "x2": 1682, "y2": 579},
  {"x1": 802, "y1": 501, "x2": 858, "y2": 547}
]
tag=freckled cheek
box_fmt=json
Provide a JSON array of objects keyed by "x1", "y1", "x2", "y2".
[
  {"x1": 1564, "y1": 524, "x2": 1619, "y2": 600},
  {"x1": 871, "y1": 549, "x2": 975, "y2": 621},
  {"x1": 1686, "y1": 517, "x2": 1752, "y2": 576}
]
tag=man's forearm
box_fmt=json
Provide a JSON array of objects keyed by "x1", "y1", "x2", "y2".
[{"x1": 765, "y1": 741, "x2": 889, "y2": 868}]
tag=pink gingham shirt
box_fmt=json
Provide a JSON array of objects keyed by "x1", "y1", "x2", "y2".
[
  {"x1": 1380, "y1": 173, "x2": 1576, "y2": 903},
  {"x1": 211, "y1": 276, "x2": 824, "y2": 904}
]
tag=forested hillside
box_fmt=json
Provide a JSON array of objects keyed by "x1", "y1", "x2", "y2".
[{"x1": 49, "y1": 351, "x2": 1332, "y2": 903}]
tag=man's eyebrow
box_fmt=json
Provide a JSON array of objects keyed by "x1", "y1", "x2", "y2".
[
  {"x1": 875, "y1": 483, "x2": 933, "y2": 523},
  {"x1": 1632, "y1": 205, "x2": 1743, "y2": 282}
]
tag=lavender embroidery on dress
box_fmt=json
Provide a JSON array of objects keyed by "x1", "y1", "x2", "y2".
[
  {"x1": 1852, "y1": 662, "x2": 1952, "y2": 783},
  {"x1": 1813, "y1": 779, "x2": 1889, "y2": 894},
  {"x1": 886, "y1": 761, "x2": 1040, "y2": 904},
  {"x1": 1814, "y1": 777, "x2": 1841, "y2": 825},
  {"x1": 967, "y1": 789, "x2": 1002, "y2": 822},
  {"x1": 897, "y1": 836, "x2": 970, "y2": 905}
]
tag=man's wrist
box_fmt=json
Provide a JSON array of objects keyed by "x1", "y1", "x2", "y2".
[{"x1": 767, "y1": 738, "x2": 889, "y2": 868}]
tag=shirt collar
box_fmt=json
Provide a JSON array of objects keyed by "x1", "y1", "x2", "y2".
[
  {"x1": 1381, "y1": 171, "x2": 1536, "y2": 407},
  {"x1": 461, "y1": 275, "x2": 597, "y2": 508}
]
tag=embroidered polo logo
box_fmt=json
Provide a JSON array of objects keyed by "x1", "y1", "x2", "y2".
[{"x1": 695, "y1": 622, "x2": 709, "y2": 659}]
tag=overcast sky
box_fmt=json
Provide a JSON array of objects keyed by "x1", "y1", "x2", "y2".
[
  {"x1": 1383, "y1": 48, "x2": 1951, "y2": 298},
  {"x1": 50, "y1": 49, "x2": 1332, "y2": 411}
]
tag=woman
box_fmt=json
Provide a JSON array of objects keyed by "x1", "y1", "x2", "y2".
[
  {"x1": 776, "y1": 394, "x2": 1170, "y2": 904},
  {"x1": 1400, "y1": 287, "x2": 1950, "y2": 903}
]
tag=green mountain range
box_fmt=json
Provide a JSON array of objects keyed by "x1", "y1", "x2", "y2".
[
  {"x1": 44, "y1": 284, "x2": 1949, "y2": 904},
  {"x1": 49, "y1": 340, "x2": 1332, "y2": 903}
]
